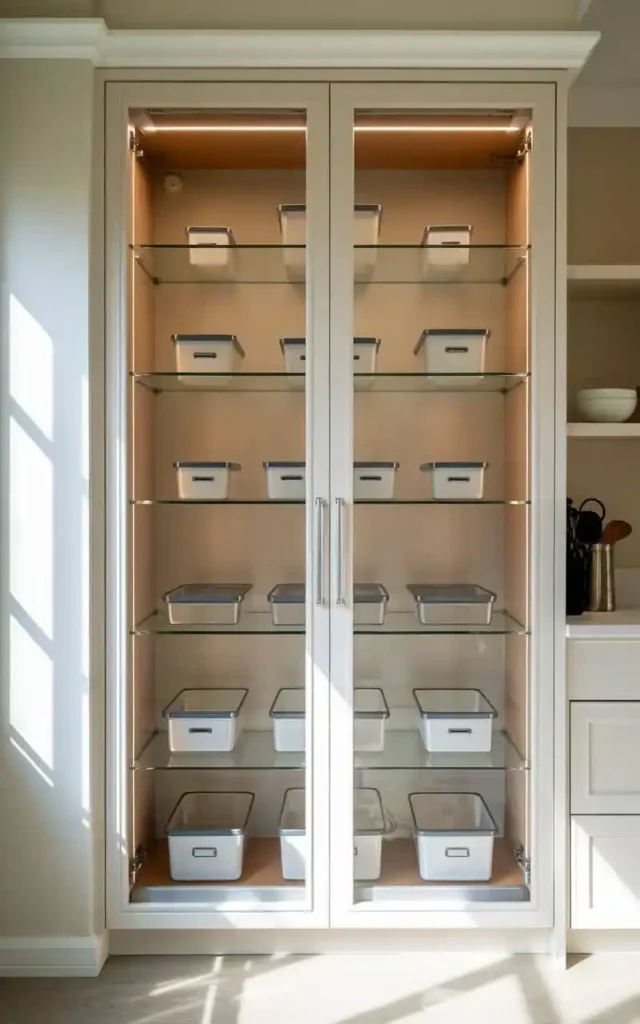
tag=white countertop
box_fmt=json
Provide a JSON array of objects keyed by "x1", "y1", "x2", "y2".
[{"x1": 567, "y1": 608, "x2": 640, "y2": 639}]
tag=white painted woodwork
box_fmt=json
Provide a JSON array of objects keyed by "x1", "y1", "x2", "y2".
[
  {"x1": 567, "y1": 423, "x2": 640, "y2": 438},
  {"x1": 568, "y1": 639, "x2": 640, "y2": 696},
  {"x1": 571, "y1": 816, "x2": 640, "y2": 929},
  {"x1": 571, "y1": 702, "x2": 640, "y2": 814}
]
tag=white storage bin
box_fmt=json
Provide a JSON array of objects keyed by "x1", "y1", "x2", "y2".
[
  {"x1": 163, "y1": 688, "x2": 248, "y2": 753},
  {"x1": 270, "y1": 686, "x2": 390, "y2": 752},
  {"x1": 354, "y1": 462, "x2": 399, "y2": 501},
  {"x1": 279, "y1": 787, "x2": 386, "y2": 880},
  {"x1": 267, "y1": 584, "x2": 305, "y2": 627},
  {"x1": 186, "y1": 226, "x2": 235, "y2": 270},
  {"x1": 172, "y1": 334, "x2": 245, "y2": 386},
  {"x1": 166, "y1": 791, "x2": 254, "y2": 881},
  {"x1": 422, "y1": 224, "x2": 472, "y2": 273},
  {"x1": 420, "y1": 462, "x2": 488, "y2": 501},
  {"x1": 413, "y1": 688, "x2": 497, "y2": 753},
  {"x1": 278, "y1": 204, "x2": 306, "y2": 279},
  {"x1": 174, "y1": 461, "x2": 240, "y2": 501},
  {"x1": 164, "y1": 583, "x2": 252, "y2": 625},
  {"x1": 264, "y1": 462, "x2": 305, "y2": 501},
  {"x1": 409, "y1": 792, "x2": 497, "y2": 882},
  {"x1": 353, "y1": 583, "x2": 389, "y2": 625},
  {"x1": 413, "y1": 329, "x2": 489, "y2": 381},
  {"x1": 407, "y1": 584, "x2": 496, "y2": 626},
  {"x1": 354, "y1": 204, "x2": 383, "y2": 279},
  {"x1": 280, "y1": 337, "x2": 380, "y2": 389},
  {"x1": 278, "y1": 204, "x2": 382, "y2": 280}
]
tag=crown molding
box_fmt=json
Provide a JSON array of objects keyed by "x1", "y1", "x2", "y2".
[{"x1": 0, "y1": 18, "x2": 599, "y2": 75}]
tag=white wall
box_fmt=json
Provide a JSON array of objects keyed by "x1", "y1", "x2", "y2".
[{"x1": 0, "y1": 59, "x2": 103, "y2": 967}]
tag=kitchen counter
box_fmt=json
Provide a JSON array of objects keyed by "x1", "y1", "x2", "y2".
[{"x1": 567, "y1": 608, "x2": 640, "y2": 639}]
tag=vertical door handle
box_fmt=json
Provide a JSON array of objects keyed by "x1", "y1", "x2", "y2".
[
  {"x1": 315, "y1": 497, "x2": 327, "y2": 606},
  {"x1": 335, "y1": 497, "x2": 346, "y2": 605}
]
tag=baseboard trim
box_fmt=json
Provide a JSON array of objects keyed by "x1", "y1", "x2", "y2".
[{"x1": 0, "y1": 933, "x2": 109, "y2": 977}]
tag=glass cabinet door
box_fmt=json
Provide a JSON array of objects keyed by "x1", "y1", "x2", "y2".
[
  {"x1": 328, "y1": 83, "x2": 557, "y2": 926},
  {"x1": 107, "y1": 83, "x2": 330, "y2": 926}
]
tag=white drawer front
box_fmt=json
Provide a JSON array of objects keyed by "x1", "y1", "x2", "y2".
[
  {"x1": 571, "y1": 702, "x2": 640, "y2": 814},
  {"x1": 572, "y1": 816, "x2": 640, "y2": 928},
  {"x1": 568, "y1": 640, "x2": 640, "y2": 700}
]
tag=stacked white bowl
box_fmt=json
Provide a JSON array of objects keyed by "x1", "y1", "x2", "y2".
[{"x1": 577, "y1": 388, "x2": 638, "y2": 423}]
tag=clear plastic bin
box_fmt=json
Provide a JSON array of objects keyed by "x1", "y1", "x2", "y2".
[
  {"x1": 163, "y1": 688, "x2": 248, "y2": 753},
  {"x1": 420, "y1": 462, "x2": 488, "y2": 501},
  {"x1": 186, "y1": 226, "x2": 235, "y2": 270},
  {"x1": 165, "y1": 791, "x2": 254, "y2": 881},
  {"x1": 354, "y1": 462, "x2": 399, "y2": 501},
  {"x1": 280, "y1": 337, "x2": 380, "y2": 389},
  {"x1": 353, "y1": 583, "x2": 390, "y2": 624},
  {"x1": 279, "y1": 787, "x2": 386, "y2": 881},
  {"x1": 409, "y1": 791, "x2": 497, "y2": 881},
  {"x1": 422, "y1": 224, "x2": 472, "y2": 273},
  {"x1": 164, "y1": 583, "x2": 252, "y2": 625},
  {"x1": 414, "y1": 329, "x2": 489, "y2": 381},
  {"x1": 174, "y1": 461, "x2": 240, "y2": 500},
  {"x1": 264, "y1": 462, "x2": 305, "y2": 501},
  {"x1": 267, "y1": 584, "x2": 305, "y2": 626},
  {"x1": 278, "y1": 204, "x2": 382, "y2": 280},
  {"x1": 413, "y1": 688, "x2": 497, "y2": 753},
  {"x1": 407, "y1": 584, "x2": 496, "y2": 626},
  {"x1": 270, "y1": 686, "x2": 390, "y2": 752},
  {"x1": 172, "y1": 334, "x2": 244, "y2": 385}
]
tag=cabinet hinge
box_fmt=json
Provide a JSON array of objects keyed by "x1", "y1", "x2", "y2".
[
  {"x1": 516, "y1": 130, "x2": 532, "y2": 162},
  {"x1": 129, "y1": 845, "x2": 147, "y2": 887},
  {"x1": 514, "y1": 845, "x2": 531, "y2": 886},
  {"x1": 128, "y1": 128, "x2": 144, "y2": 161}
]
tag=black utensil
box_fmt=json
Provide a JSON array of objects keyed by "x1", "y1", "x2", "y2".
[{"x1": 576, "y1": 497, "x2": 606, "y2": 546}]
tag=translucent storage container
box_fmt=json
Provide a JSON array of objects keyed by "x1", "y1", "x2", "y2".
[
  {"x1": 172, "y1": 334, "x2": 245, "y2": 385},
  {"x1": 353, "y1": 583, "x2": 390, "y2": 624},
  {"x1": 413, "y1": 329, "x2": 489, "y2": 380},
  {"x1": 413, "y1": 688, "x2": 497, "y2": 753},
  {"x1": 280, "y1": 337, "x2": 380, "y2": 389},
  {"x1": 186, "y1": 226, "x2": 235, "y2": 270},
  {"x1": 264, "y1": 462, "x2": 305, "y2": 501},
  {"x1": 279, "y1": 787, "x2": 386, "y2": 881},
  {"x1": 166, "y1": 791, "x2": 254, "y2": 881},
  {"x1": 409, "y1": 792, "x2": 497, "y2": 882},
  {"x1": 174, "y1": 461, "x2": 240, "y2": 501},
  {"x1": 420, "y1": 462, "x2": 488, "y2": 501},
  {"x1": 354, "y1": 462, "x2": 399, "y2": 500},
  {"x1": 278, "y1": 203, "x2": 382, "y2": 280},
  {"x1": 267, "y1": 584, "x2": 305, "y2": 626},
  {"x1": 164, "y1": 583, "x2": 252, "y2": 625},
  {"x1": 407, "y1": 584, "x2": 496, "y2": 626},
  {"x1": 422, "y1": 224, "x2": 472, "y2": 272},
  {"x1": 270, "y1": 686, "x2": 390, "y2": 752},
  {"x1": 163, "y1": 688, "x2": 249, "y2": 753}
]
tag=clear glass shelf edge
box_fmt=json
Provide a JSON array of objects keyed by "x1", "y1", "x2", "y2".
[{"x1": 131, "y1": 371, "x2": 530, "y2": 394}]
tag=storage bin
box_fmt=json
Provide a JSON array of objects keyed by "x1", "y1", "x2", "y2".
[
  {"x1": 270, "y1": 686, "x2": 390, "y2": 752},
  {"x1": 413, "y1": 688, "x2": 497, "y2": 753},
  {"x1": 267, "y1": 584, "x2": 305, "y2": 627},
  {"x1": 420, "y1": 462, "x2": 488, "y2": 501},
  {"x1": 163, "y1": 688, "x2": 249, "y2": 753},
  {"x1": 413, "y1": 329, "x2": 489, "y2": 379},
  {"x1": 166, "y1": 791, "x2": 254, "y2": 881},
  {"x1": 279, "y1": 787, "x2": 386, "y2": 880},
  {"x1": 174, "y1": 461, "x2": 240, "y2": 501},
  {"x1": 353, "y1": 583, "x2": 390, "y2": 625},
  {"x1": 422, "y1": 224, "x2": 472, "y2": 272},
  {"x1": 280, "y1": 337, "x2": 380, "y2": 389},
  {"x1": 164, "y1": 583, "x2": 252, "y2": 625},
  {"x1": 354, "y1": 462, "x2": 399, "y2": 501},
  {"x1": 186, "y1": 226, "x2": 235, "y2": 270},
  {"x1": 278, "y1": 204, "x2": 382, "y2": 280},
  {"x1": 264, "y1": 462, "x2": 305, "y2": 501},
  {"x1": 409, "y1": 791, "x2": 497, "y2": 882},
  {"x1": 407, "y1": 584, "x2": 496, "y2": 626},
  {"x1": 172, "y1": 334, "x2": 245, "y2": 385}
]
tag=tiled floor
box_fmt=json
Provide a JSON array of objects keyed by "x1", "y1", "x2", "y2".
[{"x1": 3, "y1": 953, "x2": 640, "y2": 1023}]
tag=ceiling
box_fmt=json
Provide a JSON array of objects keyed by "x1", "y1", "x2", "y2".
[{"x1": 579, "y1": 0, "x2": 640, "y2": 85}]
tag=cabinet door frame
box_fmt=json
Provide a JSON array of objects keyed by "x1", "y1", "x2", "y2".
[
  {"x1": 104, "y1": 81, "x2": 331, "y2": 931},
  {"x1": 572, "y1": 815, "x2": 640, "y2": 929},
  {"x1": 328, "y1": 81, "x2": 558, "y2": 929},
  {"x1": 571, "y1": 701, "x2": 640, "y2": 814}
]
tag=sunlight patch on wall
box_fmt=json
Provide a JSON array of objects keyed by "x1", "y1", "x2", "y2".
[
  {"x1": 9, "y1": 294, "x2": 53, "y2": 441},
  {"x1": 10, "y1": 615, "x2": 54, "y2": 773}
]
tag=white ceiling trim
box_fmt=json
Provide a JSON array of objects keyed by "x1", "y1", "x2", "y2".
[{"x1": 0, "y1": 18, "x2": 599, "y2": 74}]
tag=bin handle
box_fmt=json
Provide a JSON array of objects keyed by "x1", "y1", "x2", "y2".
[
  {"x1": 359, "y1": 475, "x2": 382, "y2": 482},
  {"x1": 445, "y1": 847, "x2": 470, "y2": 858},
  {"x1": 447, "y1": 476, "x2": 471, "y2": 484},
  {"x1": 192, "y1": 476, "x2": 215, "y2": 483},
  {"x1": 189, "y1": 727, "x2": 213, "y2": 735},
  {"x1": 447, "y1": 727, "x2": 472, "y2": 735},
  {"x1": 444, "y1": 346, "x2": 469, "y2": 354},
  {"x1": 192, "y1": 847, "x2": 218, "y2": 858},
  {"x1": 193, "y1": 351, "x2": 218, "y2": 359}
]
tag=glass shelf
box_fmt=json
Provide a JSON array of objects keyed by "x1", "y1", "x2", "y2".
[
  {"x1": 131, "y1": 243, "x2": 529, "y2": 286},
  {"x1": 132, "y1": 609, "x2": 527, "y2": 636},
  {"x1": 133, "y1": 728, "x2": 526, "y2": 771},
  {"x1": 131, "y1": 371, "x2": 529, "y2": 394},
  {"x1": 131, "y1": 498, "x2": 530, "y2": 507}
]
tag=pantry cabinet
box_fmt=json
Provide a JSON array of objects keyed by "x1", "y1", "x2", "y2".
[{"x1": 105, "y1": 78, "x2": 559, "y2": 934}]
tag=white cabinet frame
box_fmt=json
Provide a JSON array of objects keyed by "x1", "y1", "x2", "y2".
[
  {"x1": 105, "y1": 81, "x2": 331, "y2": 931},
  {"x1": 571, "y1": 702, "x2": 640, "y2": 814},
  {"x1": 572, "y1": 816, "x2": 640, "y2": 929},
  {"x1": 328, "y1": 82, "x2": 558, "y2": 929}
]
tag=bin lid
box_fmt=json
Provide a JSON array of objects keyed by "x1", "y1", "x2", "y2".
[
  {"x1": 420, "y1": 462, "x2": 488, "y2": 471},
  {"x1": 409, "y1": 792, "x2": 497, "y2": 836},
  {"x1": 263, "y1": 461, "x2": 305, "y2": 469},
  {"x1": 164, "y1": 583, "x2": 252, "y2": 605},
  {"x1": 270, "y1": 686, "x2": 389, "y2": 720},
  {"x1": 268, "y1": 583, "x2": 304, "y2": 604},
  {"x1": 171, "y1": 333, "x2": 245, "y2": 356},
  {"x1": 354, "y1": 583, "x2": 389, "y2": 603},
  {"x1": 353, "y1": 337, "x2": 380, "y2": 348},
  {"x1": 354, "y1": 462, "x2": 399, "y2": 470},
  {"x1": 280, "y1": 337, "x2": 306, "y2": 349},
  {"x1": 407, "y1": 584, "x2": 496, "y2": 605},
  {"x1": 270, "y1": 687, "x2": 305, "y2": 718},
  {"x1": 166, "y1": 791, "x2": 254, "y2": 836},
  {"x1": 412, "y1": 688, "x2": 497, "y2": 719},
  {"x1": 422, "y1": 223, "x2": 473, "y2": 238},
  {"x1": 280, "y1": 337, "x2": 380, "y2": 349},
  {"x1": 173, "y1": 461, "x2": 241, "y2": 470},
  {"x1": 163, "y1": 687, "x2": 248, "y2": 719},
  {"x1": 186, "y1": 225, "x2": 235, "y2": 240},
  {"x1": 279, "y1": 787, "x2": 385, "y2": 836},
  {"x1": 414, "y1": 328, "x2": 490, "y2": 355}
]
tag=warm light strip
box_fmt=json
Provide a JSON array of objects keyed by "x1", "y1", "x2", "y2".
[{"x1": 144, "y1": 124, "x2": 519, "y2": 133}]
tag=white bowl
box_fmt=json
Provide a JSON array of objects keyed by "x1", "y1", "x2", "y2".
[{"x1": 577, "y1": 389, "x2": 638, "y2": 423}]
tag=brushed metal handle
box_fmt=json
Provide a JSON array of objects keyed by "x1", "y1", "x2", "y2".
[
  {"x1": 315, "y1": 497, "x2": 326, "y2": 606},
  {"x1": 335, "y1": 497, "x2": 346, "y2": 606}
]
